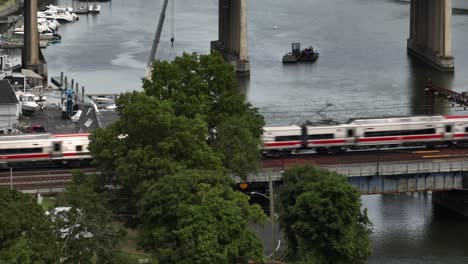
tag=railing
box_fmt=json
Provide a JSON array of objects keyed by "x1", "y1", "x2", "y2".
[
  {"x1": 243, "y1": 159, "x2": 468, "y2": 183},
  {"x1": 324, "y1": 159, "x2": 468, "y2": 177}
]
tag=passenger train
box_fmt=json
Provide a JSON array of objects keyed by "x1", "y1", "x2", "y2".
[
  {"x1": 0, "y1": 133, "x2": 91, "y2": 165},
  {"x1": 2, "y1": 115, "x2": 468, "y2": 165},
  {"x1": 262, "y1": 115, "x2": 468, "y2": 155}
]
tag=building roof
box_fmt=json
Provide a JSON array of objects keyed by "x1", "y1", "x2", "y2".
[
  {"x1": 0, "y1": 79, "x2": 19, "y2": 104},
  {"x1": 21, "y1": 69, "x2": 43, "y2": 79}
]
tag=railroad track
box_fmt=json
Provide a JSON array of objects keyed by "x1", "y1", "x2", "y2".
[
  {"x1": 261, "y1": 147, "x2": 468, "y2": 170},
  {"x1": 0, "y1": 167, "x2": 95, "y2": 190},
  {"x1": 2, "y1": 147, "x2": 468, "y2": 190}
]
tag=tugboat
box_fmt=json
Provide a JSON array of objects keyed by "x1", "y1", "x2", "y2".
[{"x1": 282, "y1": 43, "x2": 319, "y2": 63}]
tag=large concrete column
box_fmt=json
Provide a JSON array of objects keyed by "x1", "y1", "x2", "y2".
[
  {"x1": 22, "y1": 0, "x2": 48, "y2": 87},
  {"x1": 407, "y1": 0, "x2": 454, "y2": 72},
  {"x1": 211, "y1": 0, "x2": 250, "y2": 76},
  {"x1": 22, "y1": 0, "x2": 40, "y2": 68}
]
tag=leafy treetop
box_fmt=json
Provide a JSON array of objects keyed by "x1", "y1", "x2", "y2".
[
  {"x1": 138, "y1": 169, "x2": 266, "y2": 264},
  {"x1": 0, "y1": 189, "x2": 59, "y2": 264},
  {"x1": 277, "y1": 165, "x2": 372, "y2": 264}
]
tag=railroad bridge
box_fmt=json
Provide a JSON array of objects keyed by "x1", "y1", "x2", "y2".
[
  {"x1": 238, "y1": 148, "x2": 468, "y2": 216},
  {"x1": 4, "y1": 148, "x2": 468, "y2": 216}
]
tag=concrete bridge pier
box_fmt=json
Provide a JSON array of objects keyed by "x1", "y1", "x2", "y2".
[
  {"x1": 211, "y1": 0, "x2": 250, "y2": 76},
  {"x1": 407, "y1": 0, "x2": 454, "y2": 72},
  {"x1": 22, "y1": 0, "x2": 48, "y2": 86}
]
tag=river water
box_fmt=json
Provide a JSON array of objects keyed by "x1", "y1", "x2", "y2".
[{"x1": 41, "y1": 0, "x2": 468, "y2": 262}]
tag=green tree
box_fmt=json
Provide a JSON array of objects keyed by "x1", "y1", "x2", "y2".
[
  {"x1": 0, "y1": 189, "x2": 59, "y2": 264},
  {"x1": 90, "y1": 92, "x2": 223, "y2": 189},
  {"x1": 277, "y1": 166, "x2": 372, "y2": 264},
  {"x1": 143, "y1": 52, "x2": 264, "y2": 178},
  {"x1": 138, "y1": 169, "x2": 266, "y2": 264},
  {"x1": 54, "y1": 172, "x2": 126, "y2": 263},
  {"x1": 89, "y1": 93, "x2": 225, "y2": 219}
]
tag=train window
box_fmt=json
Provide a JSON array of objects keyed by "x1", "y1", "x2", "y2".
[
  {"x1": 364, "y1": 128, "x2": 436, "y2": 137},
  {"x1": 0, "y1": 148, "x2": 42, "y2": 154},
  {"x1": 445, "y1": 125, "x2": 452, "y2": 133},
  {"x1": 308, "y1": 134, "x2": 334, "y2": 140},
  {"x1": 347, "y1": 129, "x2": 354, "y2": 137},
  {"x1": 54, "y1": 143, "x2": 61, "y2": 152},
  {"x1": 465, "y1": 127, "x2": 468, "y2": 133},
  {"x1": 275, "y1": 135, "x2": 302, "y2": 142},
  {"x1": 76, "y1": 145, "x2": 83, "y2": 152}
]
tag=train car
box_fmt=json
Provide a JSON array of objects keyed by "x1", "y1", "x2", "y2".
[
  {"x1": 0, "y1": 134, "x2": 54, "y2": 163},
  {"x1": 444, "y1": 115, "x2": 468, "y2": 141},
  {"x1": 305, "y1": 124, "x2": 353, "y2": 153},
  {"x1": 0, "y1": 133, "x2": 92, "y2": 166},
  {"x1": 351, "y1": 116, "x2": 445, "y2": 148},
  {"x1": 261, "y1": 115, "x2": 468, "y2": 155},
  {"x1": 51, "y1": 133, "x2": 91, "y2": 161},
  {"x1": 262, "y1": 125, "x2": 303, "y2": 154}
]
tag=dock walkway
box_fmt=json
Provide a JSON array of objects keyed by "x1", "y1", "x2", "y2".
[{"x1": 20, "y1": 104, "x2": 101, "y2": 134}]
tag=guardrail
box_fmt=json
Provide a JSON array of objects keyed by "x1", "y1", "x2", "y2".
[{"x1": 242, "y1": 159, "x2": 468, "y2": 183}]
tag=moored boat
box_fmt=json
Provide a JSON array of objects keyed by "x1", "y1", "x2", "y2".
[
  {"x1": 16, "y1": 92, "x2": 39, "y2": 113},
  {"x1": 88, "y1": 4, "x2": 101, "y2": 13},
  {"x1": 282, "y1": 43, "x2": 319, "y2": 63}
]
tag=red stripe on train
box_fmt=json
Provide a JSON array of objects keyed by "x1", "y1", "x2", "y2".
[
  {"x1": 0, "y1": 153, "x2": 51, "y2": 160},
  {"x1": 358, "y1": 134, "x2": 442, "y2": 142},
  {"x1": 444, "y1": 115, "x2": 468, "y2": 119},
  {"x1": 307, "y1": 139, "x2": 347, "y2": 145},
  {"x1": 265, "y1": 141, "x2": 301, "y2": 147}
]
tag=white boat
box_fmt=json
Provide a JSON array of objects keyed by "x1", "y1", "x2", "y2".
[
  {"x1": 16, "y1": 92, "x2": 39, "y2": 113},
  {"x1": 38, "y1": 18, "x2": 61, "y2": 31},
  {"x1": 38, "y1": 10, "x2": 77, "y2": 23},
  {"x1": 88, "y1": 4, "x2": 101, "y2": 13},
  {"x1": 15, "y1": 23, "x2": 53, "y2": 34},
  {"x1": 46, "y1": 4, "x2": 73, "y2": 12}
]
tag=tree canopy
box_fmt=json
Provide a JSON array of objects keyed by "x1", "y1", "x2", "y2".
[
  {"x1": 0, "y1": 189, "x2": 59, "y2": 264},
  {"x1": 88, "y1": 52, "x2": 267, "y2": 262},
  {"x1": 138, "y1": 169, "x2": 266, "y2": 264},
  {"x1": 277, "y1": 166, "x2": 372, "y2": 264},
  {"x1": 90, "y1": 52, "x2": 264, "y2": 192}
]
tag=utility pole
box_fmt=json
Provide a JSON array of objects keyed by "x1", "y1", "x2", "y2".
[{"x1": 268, "y1": 171, "x2": 275, "y2": 259}]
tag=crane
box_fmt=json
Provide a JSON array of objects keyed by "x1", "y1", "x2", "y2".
[{"x1": 145, "y1": 0, "x2": 175, "y2": 80}]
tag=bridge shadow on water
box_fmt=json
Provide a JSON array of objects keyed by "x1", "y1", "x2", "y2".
[{"x1": 408, "y1": 58, "x2": 455, "y2": 116}]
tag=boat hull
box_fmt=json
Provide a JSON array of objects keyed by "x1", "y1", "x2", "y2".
[{"x1": 282, "y1": 53, "x2": 319, "y2": 63}]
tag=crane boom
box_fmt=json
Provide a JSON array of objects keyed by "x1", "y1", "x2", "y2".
[{"x1": 145, "y1": 0, "x2": 170, "y2": 79}]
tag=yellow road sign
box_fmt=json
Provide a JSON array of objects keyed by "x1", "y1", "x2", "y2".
[{"x1": 239, "y1": 182, "x2": 248, "y2": 190}]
